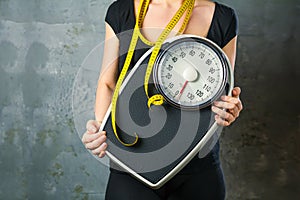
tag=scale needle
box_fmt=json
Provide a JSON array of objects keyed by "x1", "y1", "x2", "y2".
[{"x1": 177, "y1": 80, "x2": 188, "y2": 100}]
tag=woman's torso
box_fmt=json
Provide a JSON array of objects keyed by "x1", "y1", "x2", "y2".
[{"x1": 105, "y1": 0, "x2": 238, "y2": 173}]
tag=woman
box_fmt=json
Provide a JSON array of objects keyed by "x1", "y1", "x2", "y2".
[{"x1": 82, "y1": 0, "x2": 243, "y2": 199}]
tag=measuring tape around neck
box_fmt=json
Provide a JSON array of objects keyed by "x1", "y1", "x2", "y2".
[
  {"x1": 138, "y1": 0, "x2": 194, "y2": 46},
  {"x1": 110, "y1": 0, "x2": 195, "y2": 146}
]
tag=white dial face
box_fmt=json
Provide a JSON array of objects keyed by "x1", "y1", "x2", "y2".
[{"x1": 155, "y1": 39, "x2": 226, "y2": 109}]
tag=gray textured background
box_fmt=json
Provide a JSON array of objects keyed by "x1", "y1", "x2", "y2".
[{"x1": 0, "y1": 0, "x2": 299, "y2": 199}]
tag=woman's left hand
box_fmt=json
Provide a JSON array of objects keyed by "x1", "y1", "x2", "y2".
[{"x1": 211, "y1": 87, "x2": 243, "y2": 126}]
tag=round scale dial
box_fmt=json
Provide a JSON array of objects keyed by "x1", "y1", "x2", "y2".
[{"x1": 153, "y1": 36, "x2": 229, "y2": 110}]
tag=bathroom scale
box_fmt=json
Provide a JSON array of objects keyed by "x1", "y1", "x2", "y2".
[{"x1": 100, "y1": 34, "x2": 234, "y2": 189}]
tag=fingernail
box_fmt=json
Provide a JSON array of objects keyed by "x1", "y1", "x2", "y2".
[
  {"x1": 99, "y1": 151, "x2": 105, "y2": 158},
  {"x1": 101, "y1": 135, "x2": 106, "y2": 140}
]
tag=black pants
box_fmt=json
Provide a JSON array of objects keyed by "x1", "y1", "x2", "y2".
[{"x1": 105, "y1": 155, "x2": 226, "y2": 200}]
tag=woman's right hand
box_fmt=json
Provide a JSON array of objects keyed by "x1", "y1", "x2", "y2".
[{"x1": 82, "y1": 120, "x2": 108, "y2": 158}]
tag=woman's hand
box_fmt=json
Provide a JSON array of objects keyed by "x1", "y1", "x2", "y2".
[
  {"x1": 211, "y1": 87, "x2": 243, "y2": 126},
  {"x1": 82, "y1": 120, "x2": 108, "y2": 158}
]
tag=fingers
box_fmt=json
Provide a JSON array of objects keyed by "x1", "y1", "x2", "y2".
[
  {"x1": 82, "y1": 119, "x2": 107, "y2": 158},
  {"x1": 220, "y1": 95, "x2": 240, "y2": 105},
  {"x1": 212, "y1": 87, "x2": 243, "y2": 126},
  {"x1": 92, "y1": 142, "x2": 108, "y2": 158},
  {"x1": 86, "y1": 120, "x2": 101, "y2": 134},
  {"x1": 211, "y1": 106, "x2": 235, "y2": 125},
  {"x1": 214, "y1": 115, "x2": 231, "y2": 126},
  {"x1": 232, "y1": 87, "x2": 241, "y2": 97},
  {"x1": 213, "y1": 100, "x2": 236, "y2": 110},
  {"x1": 82, "y1": 131, "x2": 101, "y2": 144},
  {"x1": 82, "y1": 129, "x2": 106, "y2": 143},
  {"x1": 219, "y1": 95, "x2": 243, "y2": 113},
  {"x1": 229, "y1": 106, "x2": 239, "y2": 118},
  {"x1": 85, "y1": 131, "x2": 107, "y2": 150},
  {"x1": 230, "y1": 87, "x2": 243, "y2": 111},
  {"x1": 213, "y1": 100, "x2": 239, "y2": 118}
]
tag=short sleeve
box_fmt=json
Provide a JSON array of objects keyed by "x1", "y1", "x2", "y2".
[
  {"x1": 222, "y1": 8, "x2": 239, "y2": 47},
  {"x1": 105, "y1": 1, "x2": 120, "y2": 35},
  {"x1": 207, "y1": 3, "x2": 239, "y2": 48}
]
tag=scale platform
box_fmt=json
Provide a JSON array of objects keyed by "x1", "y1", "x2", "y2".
[{"x1": 100, "y1": 35, "x2": 233, "y2": 189}]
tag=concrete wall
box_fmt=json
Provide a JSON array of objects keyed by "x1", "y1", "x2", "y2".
[{"x1": 0, "y1": 0, "x2": 299, "y2": 199}]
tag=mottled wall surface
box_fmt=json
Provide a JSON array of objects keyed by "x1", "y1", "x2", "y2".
[
  {"x1": 219, "y1": 0, "x2": 300, "y2": 199},
  {"x1": 0, "y1": 0, "x2": 299, "y2": 200},
  {"x1": 0, "y1": 0, "x2": 112, "y2": 199}
]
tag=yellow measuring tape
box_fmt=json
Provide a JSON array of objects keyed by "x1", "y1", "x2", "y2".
[{"x1": 111, "y1": 0, "x2": 195, "y2": 146}]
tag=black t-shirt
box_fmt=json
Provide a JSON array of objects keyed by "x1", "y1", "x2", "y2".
[
  {"x1": 104, "y1": 0, "x2": 238, "y2": 173},
  {"x1": 105, "y1": 0, "x2": 238, "y2": 75}
]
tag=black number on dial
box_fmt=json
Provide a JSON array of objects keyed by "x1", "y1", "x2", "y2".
[
  {"x1": 174, "y1": 90, "x2": 179, "y2": 96},
  {"x1": 166, "y1": 64, "x2": 173, "y2": 71},
  {"x1": 166, "y1": 73, "x2": 172, "y2": 79},
  {"x1": 180, "y1": 52, "x2": 186, "y2": 58},
  {"x1": 206, "y1": 59, "x2": 212, "y2": 65},
  {"x1": 196, "y1": 90, "x2": 204, "y2": 97},
  {"x1": 207, "y1": 76, "x2": 215, "y2": 83},
  {"x1": 189, "y1": 50, "x2": 195, "y2": 56},
  {"x1": 209, "y1": 67, "x2": 215, "y2": 74},
  {"x1": 203, "y1": 84, "x2": 211, "y2": 92},
  {"x1": 199, "y1": 52, "x2": 205, "y2": 59},
  {"x1": 187, "y1": 92, "x2": 195, "y2": 100},
  {"x1": 168, "y1": 83, "x2": 174, "y2": 88}
]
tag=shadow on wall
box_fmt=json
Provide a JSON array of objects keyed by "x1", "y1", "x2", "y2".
[
  {"x1": 21, "y1": 42, "x2": 51, "y2": 124},
  {"x1": 0, "y1": 41, "x2": 17, "y2": 113}
]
